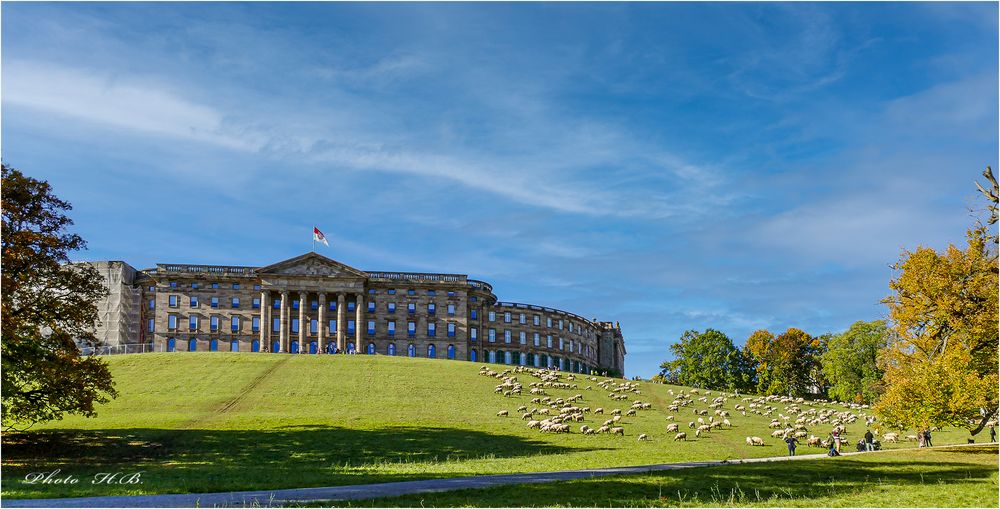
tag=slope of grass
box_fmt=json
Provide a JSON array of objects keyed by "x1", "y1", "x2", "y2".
[
  {"x1": 330, "y1": 445, "x2": 998, "y2": 508},
  {"x1": 0, "y1": 353, "x2": 982, "y2": 499}
]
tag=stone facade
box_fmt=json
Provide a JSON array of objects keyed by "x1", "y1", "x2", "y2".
[{"x1": 115, "y1": 253, "x2": 625, "y2": 375}]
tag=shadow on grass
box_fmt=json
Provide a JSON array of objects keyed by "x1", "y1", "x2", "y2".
[{"x1": 2, "y1": 426, "x2": 606, "y2": 499}]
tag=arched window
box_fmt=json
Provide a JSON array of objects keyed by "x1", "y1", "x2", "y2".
[
  {"x1": 469, "y1": 348, "x2": 477, "y2": 362},
  {"x1": 407, "y1": 343, "x2": 416, "y2": 357},
  {"x1": 291, "y1": 340, "x2": 299, "y2": 354},
  {"x1": 368, "y1": 342, "x2": 376, "y2": 355},
  {"x1": 519, "y1": 352, "x2": 526, "y2": 366},
  {"x1": 251, "y1": 339, "x2": 260, "y2": 352},
  {"x1": 534, "y1": 354, "x2": 541, "y2": 368},
  {"x1": 326, "y1": 342, "x2": 337, "y2": 354},
  {"x1": 230, "y1": 339, "x2": 239, "y2": 352},
  {"x1": 167, "y1": 338, "x2": 176, "y2": 352},
  {"x1": 488, "y1": 350, "x2": 496, "y2": 363},
  {"x1": 347, "y1": 342, "x2": 355, "y2": 354},
  {"x1": 495, "y1": 349, "x2": 503, "y2": 364},
  {"x1": 310, "y1": 341, "x2": 318, "y2": 354},
  {"x1": 447, "y1": 344, "x2": 456, "y2": 359},
  {"x1": 504, "y1": 350, "x2": 512, "y2": 365},
  {"x1": 188, "y1": 338, "x2": 197, "y2": 351},
  {"x1": 388, "y1": 343, "x2": 396, "y2": 356},
  {"x1": 210, "y1": 338, "x2": 218, "y2": 351},
  {"x1": 427, "y1": 344, "x2": 437, "y2": 358},
  {"x1": 272, "y1": 339, "x2": 280, "y2": 353}
]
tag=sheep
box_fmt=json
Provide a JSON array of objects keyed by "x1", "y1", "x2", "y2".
[
  {"x1": 612, "y1": 415, "x2": 622, "y2": 423},
  {"x1": 722, "y1": 418, "x2": 732, "y2": 428},
  {"x1": 527, "y1": 420, "x2": 541, "y2": 429},
  {"x1": 883, "y1": 433, "x2": 899, "y2": 443},
  {"x1": 611, "y1": 427, "x2": 625, "y2": 436},
  {"x1": 688, "y1": 421, "x2": 696, "y2": 429},
  {"x1": 594, "y1": 408, "x2": 604, "y2": 414},
  {"x1": 597, "y1": 425, "x2": 611, "y2": 434},
  {"x1": 521, "y1": 412, "x2": 533, "y2": 420},
  {"x1": 695, "y1": 429, "x2": 703, "y2": 438},
  {"x1": 749, "y1": 436, "x2": 765, "y2": 446},
  {"x1": 497, "y1": 410, "x2": 509, "y2": 417},
  {"x1": 637, "y1": 433, "x2": 649, "y2": 441},
  {"x1": 612, "y1": 409, "x2": 622, "y2": 415},
  {"x1": 806, "y1": 436, "x2": 822, "y2": 447},
  {"x1": 905, "y1": 434, "x2": 918, "y2": 442},
  {"x1": 674, "y1": 432, "x2": 687, "y2": 441},
  {"x1": 517, "y1": 405, "x2": 527, "y2": 412},
  {"x1": 666, "y1": 423, "x2": 680, "y2": 433},
  {"x1": 580, "y1": 425, "x2": 591, "y2": 434},
  {"x1": 697, "y1": 417, "x2": 705, "y2": 425},
  {"x1": 666, "y1": 415, "x2": 675, "y2": 421},
  {"x1": 626, "y1": 409, "x2": 637, "y2": 417}
]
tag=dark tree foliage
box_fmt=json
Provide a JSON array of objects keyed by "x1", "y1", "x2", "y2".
[
  {"x1": 1, "y1": 164, "x2": 117, "y2": 429},
  {"x1": 743, "y1": 328, "x2": 824, "y2": 398},
  {"x1": 659, "y1": 329, "x2": 754, "y2": 393}
]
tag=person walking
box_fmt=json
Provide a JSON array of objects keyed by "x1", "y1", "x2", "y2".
[
  {"x1": 989, "y1": 424, "x2": 996, "y2": 443},
  {"x1": 785, "y1": 435, "x2": 799, "y2": 456},
  {"x1": 864, "y1": 429, "x2": 875, "y2": 452},
  {"x1": 832, "y1": 429, "x2": 842, "y2": 453},
  {"x1": 924, "y1": 429, "x2": 933, "y2": 447}
]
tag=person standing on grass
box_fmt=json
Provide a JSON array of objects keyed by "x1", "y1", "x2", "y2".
[
  {"x1": 989, "y1": 424, "x2": 996, "y2": 442},
  {"x1": 831, "y1": 429, "x2": 841, "y2": 453},
  {"x1": 785, "y1": 435, "x2": 799, "y2": 456},
  {"x1": 924, "y1": 429, "x2": 933, "y2": 447},
  {"x1": 864, "y1": 429, "x2": 874, "y2": 452}
]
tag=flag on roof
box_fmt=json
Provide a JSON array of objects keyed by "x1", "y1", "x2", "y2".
[{"x1": 313, "y1": 226, "x2": 329, "y2": 247}]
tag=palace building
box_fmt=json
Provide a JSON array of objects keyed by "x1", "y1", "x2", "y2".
[{"x1": 89, "y1": 252, "x2": 626, "y2": 376}]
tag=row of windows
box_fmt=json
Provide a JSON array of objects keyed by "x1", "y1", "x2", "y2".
[
  {"x1": 483, "y1": 311, "x2": 591, "y2": 337},
  {"x1": 162, "y1": 296, "x2": 259, "y2": 309},
  {"x1": 368, "y1": 288, "x2": 462, "y2": 298},
  {"x1": 166, "y1": 282, "x2": 261, "y2": 290},
  {"x1": 481, "y1": 329, "x2": 594, "y2": 357},
  {"x1": 479, "y1": 349, "x2": 591, "y2": 373},
  {"x1": 159, "y1": 315, "x2": 261, "y2": 333}
]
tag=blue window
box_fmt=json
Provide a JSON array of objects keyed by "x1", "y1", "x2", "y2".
[
  {"x1": 469, "y1": 349, "x2": 477, "y2": 362},
  {"x1": 488, "y1": 311, "x2": 496, "y2": 321},
  {"x1": 169, "y1": 281, "x2": 177, "y2": 288},
  {"x1": 253, "y1": 284, "x2": 261, "y2": 290},
  {"x1": 519, "y1": 313, "x2": 526, "y2": 324},
  {"x1": 408, "y1": 344, "x2": 416, "y2": 357},
  {"x1": 148, "y1": 299, "x2": 155, "y2": 310},
  {"x1": 427, "y1": 290, "x2": 436, "y2": 296},
  {"x1": 291, "y1": 319, "x2": 299, "y2": 334},
  {"x1": 368, "y1": 289, "x2": 376, "y2": 295},
  {"x1": 231, "y1": 339, "x2": 239, "y2": 352},
  {"x1": 192, "y1": 283, "x2": 199, "y2": 289},
  {"x1": 447, "y1": 291, "x2": 456, "y2": 297},
  {"x1": 388, "y1": 343, "x2": 397, "y2": 355},
  {"x1": 272, "y1": 317, "x2": 280, "y2": 333},
  {"x1": 292, "y1": 299, "x2": 300, "y2": 310},
  {"x1": 505, "y1": 351, "x2": 512, "y2": 364},
  {"x1": 387, "y1": 321, "x2": 396, "y2": 336},
  {"x1": 252, "y1": 316, "x2": 260, "y2": 332},
  {"x1": 273, "y1": 299, "x2": 280, "y2": 310},
  {"x1": 231, "y1": 316, "x2": 240, "y2": 332},
  {"x1": 388, "y1": 289, "x2": 397, "y2": 295},
  {"x1": 470, "y1": 327, "x2": 478, "y2": 341},
  {"x1": 231, "y1": 297, "x2": 240, "y2": 309},
  {"x1": 168, "y1": 315, "x2": 178, "y2": 330},
  {"x1": 252, "y1": 298, "x2": 260, "y2": 309},
  {"x1": 428, "y1": 303, "x2": 436, "y2": 315},
  {"x1": 367, "y1": 320, "x2": 375, "y2": 335},
  {"x1": 504, "y1": 330, "x2": 511, "y2": 343},
  {"x1": 210, "y1": 316, "x2": 219, "y2": 332},
  {"x1": 188, "y1": 338, "x2": 197, "y2": 351},
  {"x1": 368, "y1": 342, "x2": 376, "y2": 354},
  {"x1": 190, "y1": 296, "x2": 199, "y2": 308},
  {"x1": 533, "y1": 315, "x2": 541, "y2": 326},
  {"x1": 470, "y1": 309, "x2": 478, "y2": 320},
  {"x1": 504, "y1": 312, "x2": 511, "y2": 323},
  {"x1": 210, "y1": 297, "x2": 219, "y2": 308},
  {"x1": 407, "y1": 289, "x2": 415, "y2": 296},
  {"x1": 147, "y1": 318, "x2": 155, "y2": 332},
  {"x1": 519, "y1": 331, "x2": 526, "y2": 344},
  {"x1": 447, "y1": 344, "x2": 456, "y2": 359},
  {"x1": 329, "y1": 320, "x2": 336, "y2": 334},
  {"x1": 470, "y1": 296, "x2": 477, "y2": 302},
  {"x1": 347, "y1": 301, "x2": 356, "y2": 312},
  {"x1": 488, "y1": 328, "x2": 496, "y2": 342},
  {"x1": 311, "y1": 300, "x2": 318, "y2": 311},
  {"x1": 329, "y1": 301, "x2": 337, "y2": 311},
  {"x1": 428, "y1": 322, "x2": 436, "y2": 337},
  {"x1": 447, "y1": 304, "x2": 455, "y2": 316},
  {"x1": 367, "y1": 301, "x2": 376, "y2": 313},
  {"x1": 189, "y1": 315, "x2": 198, "y2": 331},
  {"x1": 407, "y1": 303, "x2": 416, "y2": 314},
  {"x1": 447, "y1": 322, "x2": 456, "y2": 337},
  {"x1": 211, "y1": 282, "x2": 219, "y2": 289},
  {"x1": 347, "y1": 320, "x2": 355, "y2": 334},
  {"x1": 387, "y1": 302, "x2": 396, "y2": 313},
  {"x1": 167, "y1": 337, "x2": 176, "y2": 352},
  {"x1": 407, "y1": 321, "x2": 416, "y2": 337},
  {"x1": 428, "y1": 344, "x2": 437, "y2": 358},
  {"x1": 233, "y1": 283, "x2": 240, "y2": 290},
  {"x1": 310, "y1": 319, "x2": 318, "y2": 334},
  {"x1": 534, "y1": 332, "x2": 540, "y2": 346}
]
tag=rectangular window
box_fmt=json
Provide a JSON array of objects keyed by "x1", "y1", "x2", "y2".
[
  {"x1": 311, "y1": 300, "x2": 319, "y2": 311},
  {"x1": 148, "y1": 285, "x2": 155, "y2": 292},
  {"x1": 558, "y1": 319, "x2": 564, "y2": 330},
  {"x1": 190, "y1": 296, "x2": 199, "y2": 308},
  {"x1": 488, "y1": 328, "x2": 496, "y2": 342},
  {"x1": 388, "y1": 289, "x2": 397, "y2": 295},
  {"x1": 168, "y1": 315, "x2": 178, "y2": 330},
  {"x1": 388, "y1": 320, "x2": 396, "y2": 336},
  {"x1": 368, "y1": 289, "x2": 376, "y2": 295},
  {"x1": 210, "y1": 297, "x2": 219, "y2": 308},
  {"x1": 504, "y1": 330, "x2": 511, "y2": 343},
  {"x1": 329, "y1": 301, "x2": 337, "y2": 311},
  {"x1": 329, "y1": 320, "x2": 336, "y2": 334},
  {"x1": 407, "y1": 303, "x2": 416, "y2": 314},
  {"x1": 447, "y1": 304, "x2": 455, "y2": 316},
  {"x1": 367, "y1": 320, "x2": 375, "y2": 335},
  {"x1": 470, "y1": 309, "x2": 478, "y2": 320},
  {"x1": 347, "y1": 320, "x2": 355, "y2": 334},
  {"x1": 367, "y1": 301, "x2": 376, "y2": 313},
  {"x1": 211, "y1": 282, "x2": 219, "y2": 289},
  {"x1": 533, "y1": 332, "x2": 540, "y2": 346},
  {"x1": 292, "y1": 319, "x2": 300, "y2": 334},
  {"x1": 148, "y1": 299, "x2": 155, "y2": 310},
  {"x1": 169, "y1": 281, "x2": 177, "y2": 288},
  {"x1": 387, "y1": 302, "x2": 396, "y2": 313},
  {"x1": 292, "y1": 299, "x2": 300, "y2": 310},
  {"x1": 471, "y1": 327, "x2": 478, "y2": 341},
  {"x1": 252, "y1": 316, "x2": 260, "y2": 332},
  {"x1": 427, "y1": 290, "x2": 436, "y2": 296},
  {"x1": 192, "y1": 283, "x2": 200, "y2": 289},
  {"x1": 488, "y1": 311, "x2": 496, "y2": 322},
  {"x1": 210, "y1": 316, "x2": 219, "y2": 332},
  {"x1": 232, "y1": 316, "x2": 240, "y2": 332},
  {"x1": 252, "y1": 298, "x2": 261, "y2": 309},
  {"x1": 519, "y1": 313, "x2": 526, "y2": 324},
  {"x1": 273, "y1": 317, "x2": 280, "y2": 333},
  {"x1": 273, "y1": 299, "x2": 281, "y2": 310},
  {"x1": 447, "y1": 322, "x2": 456, "y2": 337},
  {"x1": 253, "y1": 284, "x2": 261, "y2": 290},
  {"x1": 470, "y1": 296, "x2": 478, "y2": 302},
  {"x1": 504, "y1": 312, "x2": 511, "y2": 323},
  {"x1": 547, "y1": 335, "x2": 553, "y2": 348},
  {"x1": 310, "y1": 319, "x2": 318, "y2": 334},
  {"x1": 408, "y1": 321, "x2": 416, "y2": 337},
  {"x1": 428, "y1": 322, "x2": 436, "y2": 337},
  {"x1": 447, "y1": 291, "x2": 456, "y2": 297},
  {"x1": 428, "y1": 303, "x2": 436, "y2": 315},
  {"x1": 347, "y1": 301, "x2": 356, "y2": 312},
  {"x1": 533, "y1": 315, "x2": 540, "y2": 326},
  {"x1": 559, "y1": 337, "x2": 564, "y2": 350},
  {"x1": 231, "y1": 297, "x2": 240, "y2": 309},
  {"x1": 547, "y1": 317, "x2": 552, "y2": 327},
  {"x1": 232, "y1": 283, "x2": 240, "y2": 290},
  {"x1": 147, "y1": 318, "x2": 155, "y2": 333},
  {"x1": 407, "y1": 289, "x2": 416, "y2": 296},
  {"x1": 519, "y1": 331, "x2": 526, "y2": 344},
  {"x1": 189, "y1": 315, "x2": 198, "y2": 331}
]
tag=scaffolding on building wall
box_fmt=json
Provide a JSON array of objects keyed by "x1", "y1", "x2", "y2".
[{"x1": 91, "y1": 261, "x2": 143, "y2": 348}]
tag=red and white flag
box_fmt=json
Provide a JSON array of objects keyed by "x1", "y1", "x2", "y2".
[{"x1": 313, "y1": 226, "x2": 330, "y2": 247}]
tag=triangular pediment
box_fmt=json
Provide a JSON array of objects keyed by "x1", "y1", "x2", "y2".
[{"x1": 256, "y1": 253, "x2": 367, "y2": 278}]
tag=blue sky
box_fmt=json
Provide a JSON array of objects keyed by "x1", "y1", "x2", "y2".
[{"x1": 2, "y1": 2, "x2": 997, "y2": 378}]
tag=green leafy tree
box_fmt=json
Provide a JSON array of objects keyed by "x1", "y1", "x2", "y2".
[
  {"x1": 743, "y1": 328, "x2": 823, "y2": 397},
  {"x1": 821, "y1": 320, "x2": 891, "y2": 404},
  {"x1": 1, "y1": 164, "x2": 117, "y2": 430},
  {"x1": 659, "y1": 329, "x2": 754, "y2": 392}
]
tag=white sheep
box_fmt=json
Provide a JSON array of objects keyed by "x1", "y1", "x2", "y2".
[
  {"x1": 611, "y1": 427, "x2": 625, "y2": 436},
  {"x1": 674, "y1": 432, "x2": 687, "y2": 441},
  {"x1": 497, "y1": 410, "x2": 509, "y2": 417},
  {"x1": 638, "y1": 433, "x2": 649, "y2": 441},
  {"x1": 666, "y1": 423, "x2": 680, "y2": 432}
]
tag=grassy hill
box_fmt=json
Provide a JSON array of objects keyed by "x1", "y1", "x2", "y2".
[{"x1": 1, "y1": 353, "x2": 983, "y2": 499}]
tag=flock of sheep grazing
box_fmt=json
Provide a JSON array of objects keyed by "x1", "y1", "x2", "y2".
[{"x1": 483, "y1": 365, "x2": 924, "y2": 450}]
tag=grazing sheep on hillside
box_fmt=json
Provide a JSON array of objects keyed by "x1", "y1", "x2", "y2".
[
  {"x1": 594, "y1": 408, "x2": 604, "y2": 414},
  {"x1": 883, "y1": 433, "x2": 899, "y2": 443},
  {"x1": 612, "y1": 415, "x2": 622, "y2": 423},
  {"x1": 612, "y1": 409, "x2": 622, "y2": 415},
  {"x1": 688, "y1": 421, "x2": 696, "y2": 429},
  {"x1": 695, "y1": 429, "x2": 703, "y2": 438},
  {"x1": 722, "y1": 418, "x2": 732, "y2": 428},
  {"x1": 771, "y1": 430, "x2": 785, "y2": 438},
  {"x1": 697, "y1": 417, "x2": 705, "y2": 425},
  {"x1": 674, "y1": 432, "x2": 687, "y2": 441},
  {"x1": 749, "y1": 436, "x2": 765, "y2": 446},
  {"x1": 806, "y1": 436, "x2": 822, "y2": 447},
  {"x1": 638, "y1": 433, "x2": 649, "y2": 441},
  {"x1": 666, "y1": 415, "x2": 675, "y2": 421},
  {"x1": 527, "y1": 420, "x2": 541, "y2": 429},
  {"x1": 497, "y1": 410, "x2": 508, "y2": 417},
  {"x1": 905, "y1": 434, "x2": 918, "y2": 442},
  {"x1": 597, "y1": 425, "x2": 610, "y2": 434},
  {"x1": 521, "y1": 412, "x2": 533, "y2": 420},
  {"x1": 517, "y1": 406, "x2": 527, "y2": 412},
  {"x1": 611, "y1": 427, "x2": 625, "y2": 436},
  {"x1": 626, "y1": 409, "x2": 637, "y2": 417},
  {"x1": 666, "y1": 423, "x2": 680, "y2": 432}
]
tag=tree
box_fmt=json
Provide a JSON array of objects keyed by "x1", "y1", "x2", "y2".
[
  {"x1": 821, "y1": 320, "x2": 891, "y2": 404},
  {"x1": 743, "y1": 328, "x2": 823, "y2": 397},
  {"x1": 1, "y1": 164, "x2": 117, "y2": 430},
  {"x1": 659, "y1": 329, "x2": 754, "y2": 392},
  {"x1": 875, "y1": 223, "x2": 998, "y2": 433}
]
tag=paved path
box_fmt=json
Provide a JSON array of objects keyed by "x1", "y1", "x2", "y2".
[{"x1": 4, "y1": 444, "x2": 987, "y2": 508}]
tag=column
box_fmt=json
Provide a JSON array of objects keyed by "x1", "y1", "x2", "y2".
[
  {"x1": 355, "y1": 293, "x2": 364, "y2": 353},
  {"x1": 279, "y1": 290, "x2": 288, "y2": 353},
  {"x1": 318, "y1": 293, "x2": 326, "y2": 354},
  {"x1": 298, "y1": 291, "x2": 307, "y2": 353},
  {"x1": 337, "y1": 293, "x2": 345, "y2": 352},
  {"x1": 259, "y1": 290, "x2": 268, "y2": 352}
]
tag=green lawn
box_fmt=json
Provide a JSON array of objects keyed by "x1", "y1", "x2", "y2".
[
  {"x1": 327, "y1": 446, "x2": 999, "y2": 508},
  {"x1": 1, "y1": 353, "x2": 985, "y2": 500}
]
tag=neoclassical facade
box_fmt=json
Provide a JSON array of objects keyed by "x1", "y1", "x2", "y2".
[{"x1": 102, "y1": 252, "x2": 626, "y2": 375}]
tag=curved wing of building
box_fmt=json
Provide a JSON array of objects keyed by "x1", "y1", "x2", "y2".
[{"x1": 92, "y1": 252, "x2": 626, "y2": 376}]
